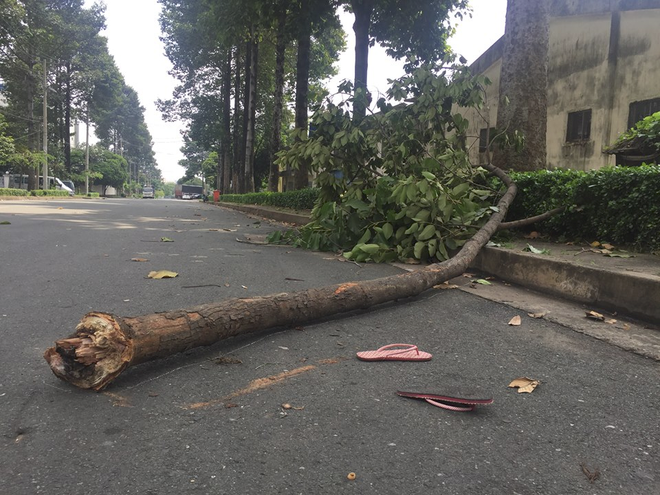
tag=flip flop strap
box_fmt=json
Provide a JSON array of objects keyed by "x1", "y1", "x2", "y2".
[
  {"x1": 376, "y1": 343, "x2": 419, "y2": 355},
  {"x1": 425, "y1": 398, "x2": 475, "y2": 412}
]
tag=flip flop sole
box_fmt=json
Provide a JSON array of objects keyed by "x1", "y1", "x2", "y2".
[{"x1": 356, "y1": 350, "x2": 432, "y2": 361}]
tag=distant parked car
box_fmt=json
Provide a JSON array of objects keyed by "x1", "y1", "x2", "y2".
[
  {"x1": 61, "y1": 180, "x2": 75, "y2": 195},
  {"x1": 55, "y1": 177, "x2": 74, "y2": 196},
  {"x1": 142, "y1": 186, "x2": 155, "y2": 199}
]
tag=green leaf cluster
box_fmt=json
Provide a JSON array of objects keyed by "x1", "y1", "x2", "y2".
[{"x1": 273, "y1": 64, "x2": 497, "y2": 262}]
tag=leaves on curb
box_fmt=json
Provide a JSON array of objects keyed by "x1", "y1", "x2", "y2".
[
  {"x1": 508, "y1": 377, "x2": 540, "y2": 393},
  {"x1": 148, "y1": 270, "x2": 178, "y2": 279},
  {"x1": 585, "y1": 310, "x2": 605, "y2": 321},
  {"x1": 528, "y1": 311, "x2": 548, "y2": 319},
  {"x1": 474, "y1": 279, "x2": 492, "y2": 285}
]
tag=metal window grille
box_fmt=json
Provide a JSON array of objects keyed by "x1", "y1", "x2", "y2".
[{"x1": 566, "y1": 110, "x2": 592, "y2": 142}]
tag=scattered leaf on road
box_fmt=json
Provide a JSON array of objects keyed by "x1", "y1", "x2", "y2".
[
  {"x1": 585, "y1": 310, "x2": 605, "y2": 321},
  {"x1": 508, "y1": 315, "x2": 522, "y2": 326},
  {"x1": 0, "y1": 221, "x2": 10, "y2": 225},
  {"x1": 131, "y1": 258, "x2": 149, "y2": 262},
  {"x1": 590, "y1": 241, "x2": 601, "y2": 247},
  {"x1": 622, "y1": 323, "x2": 631, "y2": 331},
  {"x1": 474, "y1": 279, "x2": 492, "y2": 285},
  {"x1": 601, "y1": 243, "x2": 614, "y2": 250},
  {"x1": 148, "y1": 270, "x2": 178, "y2": 279},
  {"x1": 434, "y1": 283, "x2": 459, "y2": 290},
  {"x1": 528, "y1": 311, "x2": 548, "y2": 318},
  {"x1": 580, "y1": 463, "x2": 600, "y2": 484},
  {"x1": 462, "y1": 272, "x2": 475, "y2": 278},
  {"x1": 160, "y1": 237, "x2": 174, "y2": 242},
  {"x1": 605, "y1": 318, "x2": 617, "y2": 324},
  {"x1": 508, "y1": 377, "x2": 540, "y2": 393},
  {"x1": 281, "y1": 403, "x2": 304, "y2": 410}
]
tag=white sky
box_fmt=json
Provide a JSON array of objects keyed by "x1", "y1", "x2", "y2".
[{"x1": 92, "y1": 0, "x2": 506, "y2": 182}]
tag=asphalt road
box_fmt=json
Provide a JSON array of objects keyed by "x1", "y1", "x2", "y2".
[{"x1": 0, "y1": 198, "x2": 658, "y2": 494}]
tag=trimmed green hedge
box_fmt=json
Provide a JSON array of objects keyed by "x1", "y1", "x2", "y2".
[
  {"x1": 220, "y1": 188, "x2": 318, "y2": 210},
  {"x1": 29, "y1": 189, "x2": 70, "y2": 197},
  {"x1": 0, "y1": 188, "x2": 28, "y2": 196},
  {"x1": 506, "y1": 164, "x2": 660, "y2": 250}
]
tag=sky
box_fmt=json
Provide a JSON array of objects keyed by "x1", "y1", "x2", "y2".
[{"x1": 93, "y1": 0, "x2": 507, "y2": 183}]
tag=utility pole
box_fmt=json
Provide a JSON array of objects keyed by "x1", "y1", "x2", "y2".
[{"x1": 42, "y1": 60, "x2": 48, "y2": 190}]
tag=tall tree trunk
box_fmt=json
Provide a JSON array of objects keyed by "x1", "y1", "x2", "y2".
[
  {"x1": 26, "y1": 56, "x2": 37, "y2": 191},
  {"x1": 44, "y1": 163, "x2": 517, "y2": 391},
  {"x1": 492, "y1": 0, "x2": 549, "y2": 172},
  {"x1": 293, "y1": 0, "x2": 312, "y2": 190},
  {"x1": 269, "y1": 7, "x2": 287, "y2": 193},
  {"x1": 220, "y1": 50, "x2": 232, "y2": 194},
  {"x1": 233, "y1": 47, "x2": 242, "y2": 194},
  {"x1": 351, "y1": 0, "x2": 374, "y2": 121},
  {"x1": 64, "y1": 63, "x2": 72, "y2": 172},
  {"x1": 244, "y1": 33, "x2": 258, "y2": 193},
  {"x1": 239, "y1": 41, "x2": 251, "y2": 193}
]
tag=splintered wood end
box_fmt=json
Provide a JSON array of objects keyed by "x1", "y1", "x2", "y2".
[{"x1": 44, "y1": 312, "x2": 134, "y2": 390}]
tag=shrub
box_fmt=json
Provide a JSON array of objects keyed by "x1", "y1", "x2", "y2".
[
  {"x1": 504, "y1": 165, "x2": 660, "y2": 250},
  {"x1": 0, "y1": 188, "x2": 28, "y2": 197},
  {"x1": 220, "y1": 188, "x2": 318, "y2": 211},
  {"x1": 29, "y1": 189, "x2": 70, "y2": 197}
]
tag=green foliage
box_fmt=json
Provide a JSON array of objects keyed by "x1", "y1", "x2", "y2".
[
  {"x1": 221, "y1": 188, "x2": 318, "y2": 210},
  {"x1": 273, "y1": 65, "x2": 495, "y2": 262},
  {"x1": 0, "y1": 188, "x2": 28, "y2": 197},
  {"x1": 29, "y1": 189, "x2": 70, "y2": 197},
  {"x1": 505, "y1": 165, "x2": 660, "y2": 251},
  {"x1": 607, "y1": 111, "x2": 660, "y2": 154}
]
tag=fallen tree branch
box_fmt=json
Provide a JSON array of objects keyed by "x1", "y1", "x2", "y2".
[
  {"x1": 44, "y1": 163, "x2": 517, "y2": 390},
  {"x1": 497, "y1": 206, "x2": 566, "y2": 231}
]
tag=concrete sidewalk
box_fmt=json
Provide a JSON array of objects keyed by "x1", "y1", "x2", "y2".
[{"x1": 216, "y1": 201, "x2": 660, "y2": 326}]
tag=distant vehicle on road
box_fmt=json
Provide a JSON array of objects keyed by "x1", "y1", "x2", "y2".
[
  {"x1": 142, "y1": 186, "x2": 155, "y2": 199},
  {"x1": 174, "y1": 183, "x2": 203, "y2": 200},
  {"x1": 60, "y1": 179, "x2": 75, "y2": 196}
]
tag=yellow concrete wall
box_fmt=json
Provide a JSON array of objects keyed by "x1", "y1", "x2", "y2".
[{"x1": 461, "y1": 6, "x2": 660, "y2": 171}]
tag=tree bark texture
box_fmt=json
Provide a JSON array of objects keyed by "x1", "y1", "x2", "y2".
[
  {"x1": 244, "y1": 33, "x2": 258, "y2": 193},
  {"x1": 294, "y1": 1, "x2": 312, "y2": 190},
  {"x1": 351, "y1": 0, "x2": 373, "y2": 121},
  {"x1": 222, "y1": 50, "x2": 232, "y2": 194},
  {"x1": 44, "y1": 164, "x2": 517, "y2": 391},
  {"x1": 269, "y1": 7, "x2": 287, "y2": 192},
  {"x1": 493, "y1": 0, "x2": 549, "y2": 172}
]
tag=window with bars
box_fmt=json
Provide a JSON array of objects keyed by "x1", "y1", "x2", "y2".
[
  {"x1": 628, "y1": 98, "x2": 660, "y2": 128},
  {"x1": 566, "y1": 110, "x2": 592, "y2": 142}
]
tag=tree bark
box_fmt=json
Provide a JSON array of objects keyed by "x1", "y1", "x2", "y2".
[
  {"x1": 294, "y1": 0, "x2": 311, "y2": 190},
  {"x1": 351, "y1": 0, "x2": 373, "y2": 122},
  {"x1": 44, "y1": 163, "x2": 517, "y2": 391},
  {"x1": 244, "y1": 32, "x2": 258, "y2": 193},
  {"x1": 269, "y1": 7, "x2": 287, "y2": 193},
  {"x1": 493, "y1": 0, "x2": 549, "y2": 172},
  {"x1": 221, "y1": 50, "x2": 232, "y2": 194}
]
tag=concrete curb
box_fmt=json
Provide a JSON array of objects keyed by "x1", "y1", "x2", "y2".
[
  {"x1": 471, "y1": 247, "x2": 660, "y2": 325},
  {"x1": 217, "y1": 201, "x2": 660, "y2": 325}
]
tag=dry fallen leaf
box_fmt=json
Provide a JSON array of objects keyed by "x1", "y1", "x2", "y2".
[
  {"x1": 585, "y1": 310, "x2": 605, "y2": 321},
  {"x1": 281, "y1": 403, "x2": 305, "y2": 411},
  {"x1": 433, "y1": 283, "x2": 459, "y2": 290},
  {"x1": 462, "y1": 272, "x2": 475, "y2": 278},
  {"x1": 131, "y1": 258, "x2": 149, "y2": 262},
  {"x1": 508, "y1": 315, "x2": 522, "y2": 326},
  {"x1": 605, "y1": 318, "x2": 617, "y2": 325},
  {"x1": 160, "y1": 237, "x2": 174, "y2": 242},
  {"x1": 148, "y1": 270, "x2": 179, "y2": 279},
  {"x1": 601, "y1": 243, "x2": 614, "y2": 250},
  {"x1": 524, "y1": 231, "x2": 541, "y2": 239},
  {"x1": 528, "y1": 311, "x2": 548, "y2": 319},
  {"x1": 580, "y1": 463, "x2": 600, "y2": 484},
  {"x1": 508, "y1": 377, "x2": 540, "y2": 393},
  {"x1": 622, "y1": 323, "x2": 631, "y2": 331},
  {"x1": 590, "y1": 241, "x2": 601, "y2": 248}
]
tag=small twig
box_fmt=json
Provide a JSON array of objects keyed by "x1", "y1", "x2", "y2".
[
  {"x1": 182, "y1": 284, "x2": 225, "y2": 289},
  {"x1": 580, "y1": 463, "x2": 600, "y2": 484}
]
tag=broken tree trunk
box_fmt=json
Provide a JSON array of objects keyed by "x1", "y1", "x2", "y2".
[{"x1": 44, "y1": 164, "x2": 517, "y2": 391}]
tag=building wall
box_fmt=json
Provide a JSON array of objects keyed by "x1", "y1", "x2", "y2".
[{"x1": 462, "y1": 4, "x2": 660, "y2": 171}]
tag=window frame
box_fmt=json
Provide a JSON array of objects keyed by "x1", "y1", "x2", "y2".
[{"x1": 566, "y1": 109, "x2": 592, "y2": 143}]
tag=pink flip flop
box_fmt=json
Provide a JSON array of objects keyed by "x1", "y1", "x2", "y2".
[{"x1": 356, "y1": 344, "x2": 432, "y2": 362}]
